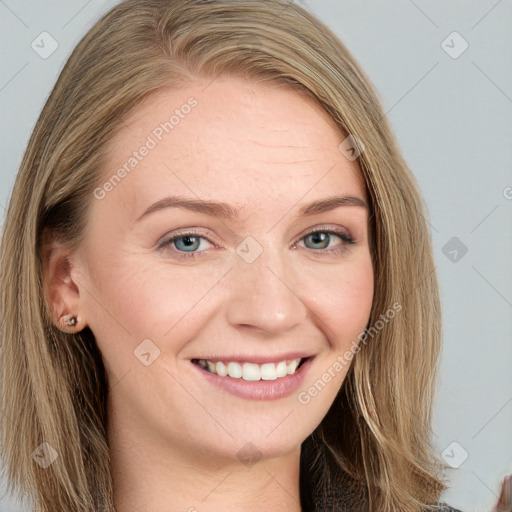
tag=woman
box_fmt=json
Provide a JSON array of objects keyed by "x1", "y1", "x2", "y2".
[{"x1": 0, "y1": 0, "x2": 492, "y2": 511}]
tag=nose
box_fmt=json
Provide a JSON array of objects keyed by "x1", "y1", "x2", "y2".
[{"x1": 225, "y1": 244, "x2": 308, "y2": 336}]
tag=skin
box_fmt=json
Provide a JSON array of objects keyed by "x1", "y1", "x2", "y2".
[{"x1": 44, "y1": 76, "x2": 374, "y2": 512}]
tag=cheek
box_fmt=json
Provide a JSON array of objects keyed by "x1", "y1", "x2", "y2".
[
  {"x1": 82, "y1": 241, "x2": 373, "y2": 367},
  {"x1": 83, "y1": 253, "x2": 229, "y2": 347},
  {"x1": 303, "y1": 254, "x2": 374, "y2": 349}
]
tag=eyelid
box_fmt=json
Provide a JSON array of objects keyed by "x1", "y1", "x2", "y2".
[
  {"x1": 156, "y1": 228, "x2": 217, "y2": 250},
  {"x1": 293, "y1": 224, "x2": 354, "y2": 245}
]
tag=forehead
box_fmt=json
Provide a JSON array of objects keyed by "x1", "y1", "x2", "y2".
[{"x1": 98, "y1": 76, "x2": 366, "y2": 218}]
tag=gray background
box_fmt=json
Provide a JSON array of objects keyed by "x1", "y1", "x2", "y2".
[{"x1": 0, "y1": 1, "x2": 511, "y2": 511}]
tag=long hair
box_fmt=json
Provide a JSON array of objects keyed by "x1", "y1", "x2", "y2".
[{"x1": 0, "y1": 1, "x2": 448, "y2": 510}]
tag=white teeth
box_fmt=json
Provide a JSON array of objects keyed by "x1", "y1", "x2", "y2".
[
  {"x1": 275, "y1": 361, "x2": 287, "y2": 378},
  {"x1": 260, "y1": 363, "x2": 277, "y2": 380},
  {"x1": 196, "y1": 357, "x2": 303, "y2": 381},
  {"x1": 215, "y1": 361, "x2": 228, "y2": 377},
  {"x1": 227, "y1": 362, "x2": 242, "y2": 378},
  {"x1": 242, "y1": 363, "x2": 260, "y2": 381},
  {"x1": 287, "y1": 359, "x2": 299, "y2": 374}
]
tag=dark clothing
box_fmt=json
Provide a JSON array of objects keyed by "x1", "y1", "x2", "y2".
[{"x1": 299, "y1": 434, "x2": 464, "y2": 511}]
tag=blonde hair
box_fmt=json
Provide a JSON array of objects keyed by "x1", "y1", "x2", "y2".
[{"x1": 0, "y1": 1, "x2": 449, "y2": 510}]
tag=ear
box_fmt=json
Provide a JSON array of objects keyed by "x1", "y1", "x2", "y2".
[{"x1": 41, "y1": 228, "x2": 87, "y2": 333}]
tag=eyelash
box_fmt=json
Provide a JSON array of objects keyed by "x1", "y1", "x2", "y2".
[{"x1": 157, "y1": 227, "x2": 356, "y2": 260}]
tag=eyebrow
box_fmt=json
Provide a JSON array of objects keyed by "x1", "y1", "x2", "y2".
[{"x1": 136, "y1": 194, "x2": 368, "y2": 222}]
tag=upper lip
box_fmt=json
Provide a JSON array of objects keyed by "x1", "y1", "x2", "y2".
[{"x1": 191, "y1": 352, "x2": 314, "y2": 365}]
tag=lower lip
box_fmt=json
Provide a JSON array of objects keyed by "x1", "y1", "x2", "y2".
[{"x1": 191, "y1": 357, "x2": 314, "y2": 401}]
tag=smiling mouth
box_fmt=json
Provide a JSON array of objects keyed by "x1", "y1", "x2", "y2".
[{"x1": 191, "y1": 357, "x2": 309, "y2": 381}]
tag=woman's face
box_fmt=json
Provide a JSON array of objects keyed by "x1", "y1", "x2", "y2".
[{"x1": 71, "y1": 76, "x2": 374, "y2": 463}]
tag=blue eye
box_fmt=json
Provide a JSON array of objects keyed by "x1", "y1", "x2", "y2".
[
  {"x1": 300, "y1": 229, "x2": 355, "y2": 252},
  {"x1": 158, "y1": 231, "x2": 213, "y2": 259},
  {"x1": 173, "y1": 234, "x2": 203, "y2": 252},
  {"x1": 157, "y1": 227, "x2": 355, "y2": 260}
]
